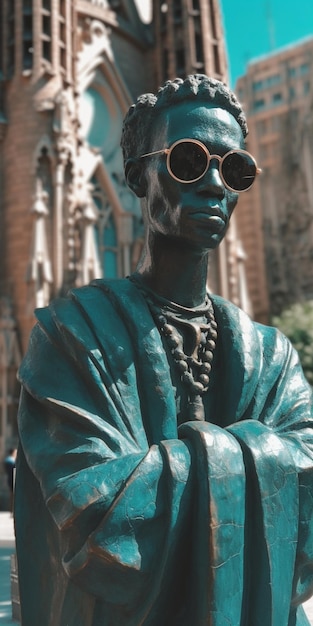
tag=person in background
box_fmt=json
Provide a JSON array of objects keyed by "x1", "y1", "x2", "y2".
[{"x1": 4, "y1": 447, "x2": 17, "y2": 512}]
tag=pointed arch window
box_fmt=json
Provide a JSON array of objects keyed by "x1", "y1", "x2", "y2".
[
  {"x1": 102, "y1": 214, "x2": 118, "y2": 278},
  {"x1": 92, "y1": 180, "x2": 119, "y2": 279}
]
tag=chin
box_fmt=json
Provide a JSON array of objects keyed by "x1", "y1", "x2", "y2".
[
  {"x1": 181, "y1": 234, "x2": 225, "y2": 253},
  {"x1": 207, "y1": 235, "x2": 224, "y2": 249},
  {"x1": 197, "y1": 231, "x2": 227, "y2": 251}
]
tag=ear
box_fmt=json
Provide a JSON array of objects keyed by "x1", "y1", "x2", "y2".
[{"x1": 125, "y1": 158, "x2": 146, "y2": 198}]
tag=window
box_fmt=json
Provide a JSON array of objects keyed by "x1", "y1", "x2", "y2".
[
  {"x1": 253, "y1": 80, "x2": 264, "y2": 92},
  {"x1": 8, "y1": 1, "x2": 15, "y2": 75},
  {"x1": 173, "y1": 0, "x2": 182, "y2": 22},
  {"x1": 41, "y1": 0, "x2": 52, "y2": 64},
  {"x1": 256, "y1": 119, "x2": 269, "y2": 136},
  {"x1": 289, "y1": 63, "x2": 310, "y2": 78},
  {"x1": 42, "y1": 39, "x2": 51, "y2": 62},
  {"x1": 175, "y1": 47, "x2": 185, "y2": 77},
  {"x1": 193, "y1": 14, "x2": 203, "y2": 65},
  {"x1": 0, "y1": 1, "x2": 3, "y2": 77},
  {"x1": 299, "y1": 63, "x2": 310, "y2": 75},
  {"x1": 59, "y1": 0, "x2": 66, "y2": 74},
  {"x1": 303, "y1": 81, "x2": 310, "y2": 96},
  {"x1": 23, "y1": 3, "x2": 33, "y2": 70},
  {"x1": 260, "y1": 141, "x2": 279, "y2": 162},
  {"x1": 209, "y1": 0, "x2": 218, "y2": 39},
  {"x1": 212, "y1": 43, "x2": 221, "y2": 75},
  {"x1": 254, "y1": 98, "x2": 265, "y2": 111},
  {"x1": 160, "y1": 5, "x2": 167, "y2": 30},
  {"x1": 162, "y1": 49, "x2": 169, "y2": 81},
  {"x1": 260, "y1": 144, "x2": 270, "y2": 162},
  {"x1": 102, "y1": 215, "x2": 118, "y2": 278},
  {"x1": 272, "y1": 92, "x2": 282, "y2": 105},
  {"x1": 271, "y1": 115, "x2": 281, "y2": 132},
  {"x1": 195, "y1": 33, "x2": 204, "y2": 64},
  {"x1": 267, "y1": 73, "x2": 281, "y2": 87},
  {"x1": 92, "y1": 181, "x2": 119, "y2": 279},
  {"x1": 289, "y1": 109, "x2": 298, "y2": 126}
]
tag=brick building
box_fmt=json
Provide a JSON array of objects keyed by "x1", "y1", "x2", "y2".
[
  {"x1": 235, "y1": 36, "x2": 313, "y2": 316},
  {"x1": 0, "y1": 0, "x2": 268, "y2": 498}
]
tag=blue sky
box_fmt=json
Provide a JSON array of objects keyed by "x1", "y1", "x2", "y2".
[{"x1": 220, "y1": 0, "x2": 313, "y2": 87}]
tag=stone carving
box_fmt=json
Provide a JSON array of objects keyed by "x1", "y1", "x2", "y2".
[
  {"x1": 77, "y1": 17, "x2": 114, "y2": 94},
  {"x1": 26, "y1": 185, "x2": 53, "y2": 309}
]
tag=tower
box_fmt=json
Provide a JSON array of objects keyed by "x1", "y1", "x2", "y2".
[{"x1": 153, "y1": 0, "x2": 227, "y2": 84}]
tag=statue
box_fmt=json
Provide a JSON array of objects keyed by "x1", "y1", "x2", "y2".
[{"x1": 14, "y1": 75, "x2": 313, "y2": 626}]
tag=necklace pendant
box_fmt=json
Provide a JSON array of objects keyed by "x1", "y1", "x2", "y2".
[{"x1": 187, "y1": 394, "x2": 205, "y2": 421}]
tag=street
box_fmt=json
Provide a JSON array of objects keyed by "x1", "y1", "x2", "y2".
[
  {"x1": 0, "y1": 512, "x2": 18, "y2": 626},
  {"x1": 1, "y1": 510, "x2": 313, "y2": 625}
]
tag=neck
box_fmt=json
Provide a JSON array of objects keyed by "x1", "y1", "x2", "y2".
[{"x1": 134, "y1": 233, "x2": 210, "y2": 307}]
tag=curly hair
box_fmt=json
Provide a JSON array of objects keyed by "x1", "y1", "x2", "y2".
[{"x1": 120, "y1": 74, "x2": 248, "y2": 164}]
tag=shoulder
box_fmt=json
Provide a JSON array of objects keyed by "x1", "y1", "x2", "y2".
[
  {"x1": 33, "y1": 279, "x2": 129, "y2": 332},
  {"x1": 210, "y1": 293, "x2": 292, "y2": 362}
]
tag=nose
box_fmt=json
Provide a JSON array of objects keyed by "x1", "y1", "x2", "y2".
[{"x1": 196, "y1": 161, "x2": 225, "y2": 198}]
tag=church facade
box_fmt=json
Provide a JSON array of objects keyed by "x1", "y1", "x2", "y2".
[{"x1": 0, "y1": 0, "x2": 268, "y2": 496}]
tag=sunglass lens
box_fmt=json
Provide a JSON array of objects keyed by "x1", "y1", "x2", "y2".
[
  {"x1": 221, "y1": 152, "x2": 257, "y2": 191},
  {"x1": 169, "y1": 142, "x2": 207, "y2": 182}
]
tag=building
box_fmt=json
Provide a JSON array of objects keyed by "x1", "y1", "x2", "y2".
[
  {"x1": 0, "y1": 0, "x2": 265, "y2": 502},
  {"x1": 236, "y1": 36, "x2": 313, "y2": 316}
]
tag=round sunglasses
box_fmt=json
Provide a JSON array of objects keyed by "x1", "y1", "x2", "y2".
[{"x1": 139, "y1": 138, "x2": 261, "y2": 192}]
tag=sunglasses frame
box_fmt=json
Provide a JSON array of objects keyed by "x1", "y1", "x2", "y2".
[{"x1": 140, "y1": 138, "x2": 261, "y2": 193}]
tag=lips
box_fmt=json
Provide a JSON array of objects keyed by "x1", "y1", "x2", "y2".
[{"x1": 187, "y1": 206, "x2": 226, "y2": 232}]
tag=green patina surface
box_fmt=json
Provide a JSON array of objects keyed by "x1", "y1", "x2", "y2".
[{"x1": 15, "y1": 75, "x2": 313, "y2": 625}]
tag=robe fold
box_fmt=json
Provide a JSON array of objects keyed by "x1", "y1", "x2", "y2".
[{"x1": 15, "y1": 278, "x2": 313, "y2": 625}]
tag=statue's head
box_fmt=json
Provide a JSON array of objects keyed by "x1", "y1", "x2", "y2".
[
  {"x1": 121, "y1": 75, "x2": 258, "y2": 251},
  {"x1": 121, "y1": 75, "x2": 248, "y2": 165}
]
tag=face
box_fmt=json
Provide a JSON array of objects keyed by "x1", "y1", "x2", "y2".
[{"x1": 140, "y1": 101, "x2": 245, "y2": 251}]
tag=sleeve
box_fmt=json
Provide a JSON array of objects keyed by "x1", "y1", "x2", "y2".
[{"x1": 227, "y1": 328, "x2": 313, "y2": 623}]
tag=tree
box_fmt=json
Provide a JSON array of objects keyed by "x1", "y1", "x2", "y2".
[{"x1": 272, "y1": 301, "x2": 313, "y2": 386}]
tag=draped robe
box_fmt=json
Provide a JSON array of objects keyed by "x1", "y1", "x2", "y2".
[{"x1": 15, "y1": 278, "x2": 313, "y2": 626}]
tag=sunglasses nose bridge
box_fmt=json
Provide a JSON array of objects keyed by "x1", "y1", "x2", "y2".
[
  {"x1": 202, "y1": 152, "x2": 223, "y2": 179},
  {"x1": 197, "y1": 155, "x2": 226, "y2": 194},
  {"x1": 205, "y1": 152, "x2": 224, "y2": 176}
]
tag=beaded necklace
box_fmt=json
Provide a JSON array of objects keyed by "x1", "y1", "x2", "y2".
[{"x1": 129, "y1": 275, "x2": 217, "y2": 421}]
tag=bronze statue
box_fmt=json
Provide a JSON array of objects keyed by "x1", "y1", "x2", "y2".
[{"x1": 15, "y1": 75, "x2": 313, "y2": 625}]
